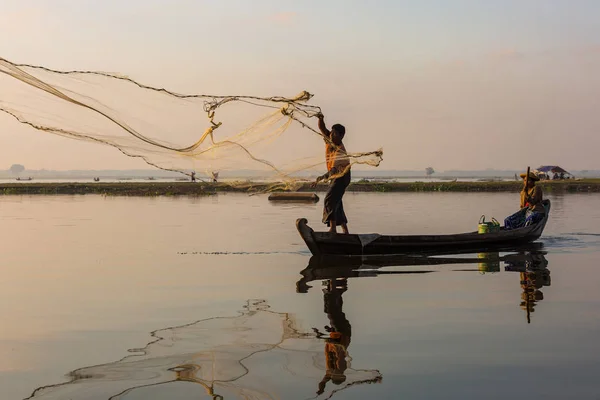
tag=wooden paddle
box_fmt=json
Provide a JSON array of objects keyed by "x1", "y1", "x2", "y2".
[
  {"x1": 523, "y1": 166, "x2": 531, "y2": 207},
  {"x1": 524, "y1": 167, "x2": 532, "y2": 323}
]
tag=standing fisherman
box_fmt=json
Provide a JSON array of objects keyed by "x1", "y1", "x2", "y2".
[{"x1": 312, "y1": 113, "x2": 351, "y2": 234}]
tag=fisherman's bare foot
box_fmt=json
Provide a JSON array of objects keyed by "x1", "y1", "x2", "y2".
[{"x1": 341, "y1": 223, "x2": 350, "y2": 234}]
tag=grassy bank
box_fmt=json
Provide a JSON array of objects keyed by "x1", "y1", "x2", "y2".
[
  {"x1": 1, "y1": 180, "x2": 600, "y2": 196},
  {"x1": 0, "y1": 182, "x2": 215, "y2": 196},
  {"x1": 345, "y1": 179, "x2": 600, "y2": 193}
]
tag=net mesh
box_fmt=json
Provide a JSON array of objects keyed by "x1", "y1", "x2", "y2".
[
  {"x1": 0, "y1": 58, "x2": 383, "y2": 188},
  {"x1": 25, "y1": 300, "x2": 381, "y2": 400}
]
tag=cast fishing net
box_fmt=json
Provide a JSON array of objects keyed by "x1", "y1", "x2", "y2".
[
  {"x1": 25, "y1": 300, "x2": 381, "y2": 400},
  {"x1": 0, "y1": 58, "x2": 382, "y2": 187}
]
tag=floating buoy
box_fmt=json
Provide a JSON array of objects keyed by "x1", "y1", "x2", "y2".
[{"x1": 268, "y1": 192, "x2": 319, "y2": 202}]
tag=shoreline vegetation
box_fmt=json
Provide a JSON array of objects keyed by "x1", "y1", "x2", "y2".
[{"x1": 1, "y1": 180, "x2": 600, "y2": 196}]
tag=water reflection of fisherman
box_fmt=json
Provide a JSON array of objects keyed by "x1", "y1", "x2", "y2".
[
  {"x1": 316, "y1": 278, "x2": 352, "y2": 395},
  {"x1": 505, "y1": 252, "x2": 550, "y2": 323}
]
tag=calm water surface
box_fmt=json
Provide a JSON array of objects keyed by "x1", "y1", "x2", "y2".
[{"x1": 1, "y1": 192, "x2": 599, "y2": 399}]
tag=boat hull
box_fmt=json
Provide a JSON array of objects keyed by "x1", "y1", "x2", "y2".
[{"x1": 297, "y1": 200, "x2": 551, "y2": 256}]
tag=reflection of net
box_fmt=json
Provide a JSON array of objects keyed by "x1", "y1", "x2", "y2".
[
  {"x1": 26, "y1": 300, "x2": 381, "y2": 400},
  {"x1": 0, "y1": 58, "x2": 383, "y2": 187}
]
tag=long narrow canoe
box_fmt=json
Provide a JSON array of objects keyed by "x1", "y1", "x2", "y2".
[{"x1": 297, "y1": 200, "x2": 551, "y2": 256}]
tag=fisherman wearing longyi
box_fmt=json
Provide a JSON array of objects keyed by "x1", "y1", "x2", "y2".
[{"x1": 312, "y1": 113, "x2": 351, "y2": 234}]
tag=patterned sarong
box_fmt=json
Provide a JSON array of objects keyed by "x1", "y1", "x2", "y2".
[
  {"x1": 322, "y1": 171, "x2": 351, "y2": 227},
  {"x1": 504, "y1": 208, "x2": 544, "y2": 230}
]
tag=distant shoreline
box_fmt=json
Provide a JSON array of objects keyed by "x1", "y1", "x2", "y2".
[{"x1": 1, "y1": 180, "x2": 600, "y2": 196}]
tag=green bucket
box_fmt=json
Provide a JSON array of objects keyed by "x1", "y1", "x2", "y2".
[{"x1": 478, "y1": 215, "x2": 500, "y2": 234}]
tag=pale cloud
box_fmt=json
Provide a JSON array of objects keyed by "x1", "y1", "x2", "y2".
[
  {"x1": 268, "y1": 12, "x2": 297, "y2": 24},
  {"x1": 490, "y1": 48, "x2": 525, "y2": 61},
  {"x1": 582, "y1": 44, "x2": 600, "y2": 56},
  {"x1": 0, "y1": 6, "x2": 48, "y2": 34},
  {"x1": 434, "y1": 58, "x2": 467, "y2": 69}
]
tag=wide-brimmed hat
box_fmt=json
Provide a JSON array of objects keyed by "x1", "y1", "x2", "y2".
[{"x1": 519, "y1": 172, "x2": 540, "y2": 181}]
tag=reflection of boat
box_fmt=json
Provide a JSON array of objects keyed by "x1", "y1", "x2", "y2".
[
  {"x1": 297, "y1": 247, "x2": 550, "y2": 325},
  {"x1": 297, "y1": 256, "x2": 435, "y2": 292},
  {"x1": 297, "y1": 200, "x2": 551, "y2": 256},
  {"x1": 297, "y1": 248, "x2": 546, "y2": 290}
]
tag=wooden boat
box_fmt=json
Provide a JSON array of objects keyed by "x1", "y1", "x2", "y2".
[
  {"x1": 268, "y1": 192, "x2": 319, "y2": 202},
  {"x1": 296, "y1": 200, "x2": 551, "y2": 256}
]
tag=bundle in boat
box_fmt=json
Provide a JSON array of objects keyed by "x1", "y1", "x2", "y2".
[{"x1": 268, "y1": 192, "x2": 319, "y2": 202}]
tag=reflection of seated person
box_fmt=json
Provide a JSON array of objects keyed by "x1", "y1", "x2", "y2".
[
  {"x1": 504, "y1": 172, "x2": 545, "y2": 230},
  {"x1": 505, "y1": 252, "x2": 550, "y2": 323},
  {"x1": 520, "y1": 267, "x2": 551, "y2": 322},
  {"x1": 317, "y1": 278, "x2": 352, "y2": 395}
]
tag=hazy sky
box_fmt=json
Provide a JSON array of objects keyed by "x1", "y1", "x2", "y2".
[{"x1": 1, "y1": 0, "x2": 599, "y2": 171}]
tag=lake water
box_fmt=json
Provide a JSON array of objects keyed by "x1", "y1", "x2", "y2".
[{"x1": 1, "y1": 192, "x2": 600, "y2": 399}]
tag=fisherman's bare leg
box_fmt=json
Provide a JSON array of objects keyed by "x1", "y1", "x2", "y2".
[
  {"x1": 341, "y1": 223, "x2": 349, "y2": 234},
  {"x1": 328, "y1": 222, "x2": 337, "y2": 233}
]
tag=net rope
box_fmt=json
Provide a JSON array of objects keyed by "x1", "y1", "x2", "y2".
[{"x1": 0, "y1": 58, "x2": 383, "y2": 188}]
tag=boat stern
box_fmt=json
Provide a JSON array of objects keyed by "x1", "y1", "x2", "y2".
[{"x1": 296, "y1": 218, "x2": 321, "y2": 256}]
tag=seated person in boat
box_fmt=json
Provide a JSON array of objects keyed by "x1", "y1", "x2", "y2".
[
  {"x1": 312, "y1": 113, "x2": 351, "y2": 234},
  {"x1": 504, "y1": 172, "x2": 545, "y2": 230}
]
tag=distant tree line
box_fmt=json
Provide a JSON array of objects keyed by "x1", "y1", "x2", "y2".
[{"x1": 9, "y1": 164, "x2": 25, "y2": 175}]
